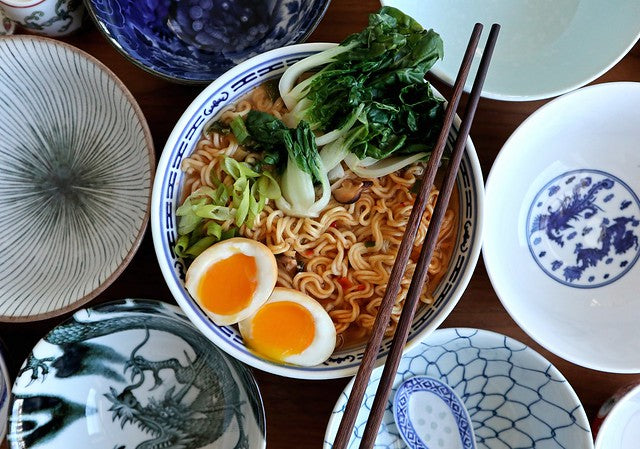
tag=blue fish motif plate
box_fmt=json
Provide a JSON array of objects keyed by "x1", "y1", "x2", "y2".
[
  {"x1": 484, "y1": 82, "x2": 640, "y2": 373},
  {"x1": 8, "y1": 299, "x2": 266, "y2": 449},
  {"x1": 324, "y1": 328, "x2": 593, "y2": 449}
]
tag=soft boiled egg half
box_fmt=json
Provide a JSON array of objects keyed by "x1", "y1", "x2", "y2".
[
  {"x1": 185, "y1": 237, "x2": 278, "y2": 326},
  {"x1": 239, "y1": 287, "x2": 337, "y2": 366}
]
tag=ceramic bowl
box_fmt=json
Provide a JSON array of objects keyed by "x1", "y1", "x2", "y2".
[
  {"x1": 484, "y1": 82, "x2": 640, "y2": 373},
  {"x1": 0, "y1": 0, "x2": 84, "y2": 36},
  {"x1": 381, "y1": 0, "x2": 640, "y2": 101},
  {"x1": 0, "y1": 36, "x2": 154, "y2": 322},
  {"x1": 324, "y1": 328, "x2": 593, "y2": 448},
  {"x1": 84, "y1": 0, "x2": 331, "y2": 84},
  {"x1": 0, "y1": 343, "x2": 10, "y2": 441},
  {"x1": 151, "y1": 42, "x2": 484, "y2": 379},
  {"x1": 8, "y1": 299, "x2": 266, "y2": 449},
  {"x1": 594, "y1": 383, "x2": 640, "y2": 449}
]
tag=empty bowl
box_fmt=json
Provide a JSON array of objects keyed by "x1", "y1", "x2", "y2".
[
  {"x1": 0, "y1": 36, "x2": 154, "y2": 321},
  {"x1": 594, "y1": 383, "x2": 640, "y2": 449},
  {"x1": 151, "y1": 42, "x2": 484, "y2": 379},
  {"x1": 484, "y1": 82, "x2": 640, "y2": 372},
  {"x1": 8, "y1": 299, "x2": 266, "y2": 449},
  {"x1": 84, "y1": 0, "x2": 331, "y2": 83},
  {"x1": 324, "y1": 328, "x2": 593, "y2": 448},
  {"x1": 382, "y1": 0, "x2": 640, "y2": 101}
]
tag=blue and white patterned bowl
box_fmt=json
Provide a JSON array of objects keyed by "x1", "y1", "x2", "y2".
[
  {"x1": 324, "y1": 328, "x2": 593, "y2": 449},
  {"x1": 84, "y1": 0, "x2": 331, "y2": 84},
  {"x1": 8, "y1": 299, "x2": 266, "y2": 449},
  {"x1": 0, "y1": 36, "x2": 154, "y2": 322},
  {"x1": 484, "y1": 82, "x2": 640, "y2": 373},
  {"x1": 150, "y1": 43, "x2": 484, "y2": 379}
]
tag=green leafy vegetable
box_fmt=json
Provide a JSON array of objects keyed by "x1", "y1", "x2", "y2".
[
  {"x1": 230, "y1": 115, "x2": 249, "y2": 144},
  {"x1": 279, "y1": 6, "x2": 446, "y2": 173},
  {"x1": 173, "y1": 156, "x2": 281, "y2": 261},
  {"x1": 205, "y1": 120, "x2": 231, "y2": 135}
]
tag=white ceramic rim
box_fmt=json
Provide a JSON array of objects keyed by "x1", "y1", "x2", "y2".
[
  {"x1": 595, "y1": 383, "x2": 640, "y2": 449},
  {"x1": 323, "y1": 327, "x2": 593, "y2": 448},
  {"x1": 379, "y1": 0, "x2": 640, "y2": 102},
  {"x1": 151, "y1": 43, "x2": 484, "y2": 379},
  {"x1": 483, "y1": 81, "x2": 640, "y2": 373}
]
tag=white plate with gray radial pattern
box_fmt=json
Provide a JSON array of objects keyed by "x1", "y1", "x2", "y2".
[{"x1": 0, "y1": 36, "x2": 154, "y2": 321}]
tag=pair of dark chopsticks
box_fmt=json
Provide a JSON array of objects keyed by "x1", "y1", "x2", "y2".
[{"x1": 332, "y1": 23, "x2": 501, "y2": 449}]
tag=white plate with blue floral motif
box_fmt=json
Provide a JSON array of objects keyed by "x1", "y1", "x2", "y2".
[
  {"x1": 484, "y1": 82, "x2": 640, "y2": 373},
  {"x1": 8, "y1": 299, "x2": 266, "y2": 449},
  {"x1": 324, "y1": 328, "x2": 593, "y2": 449}
]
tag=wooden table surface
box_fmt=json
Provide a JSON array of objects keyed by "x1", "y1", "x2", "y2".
[{"x1": 2, "y1": 1, "x2": 640, "y2": 448}]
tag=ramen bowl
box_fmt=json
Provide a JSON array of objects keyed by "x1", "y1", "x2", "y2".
[
  {"x1": 382, "y1": 0, "x2": 640, "y2": 101},
  {"x1": 84, "y1": 0, "x2": 331, "y2": 83},
  {"x1": 151, "y1": 43, "x2": 484, "y2": 379},
  {"x1": 484, "y1": 82, "x2": 640, "y2": 372}
]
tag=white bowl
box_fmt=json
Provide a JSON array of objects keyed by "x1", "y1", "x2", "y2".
[
  {"x1": 0, "y1": 36, "x2": 154, "y2": 321},
  {"x1": 484, "y1": 82, "x2": 640, "y2": 372},
  {"x1": 324, "y1": 328, "x2": 593, "y2": 448},
  {"x1": 381, "y1": 0, "x2": 640, "y2": 101},
  {"x1": 8, "y1": 299, "x2": 266, "y2": 449},
  {"x1": 595, "y1": 384, "x2": 640, "y2": 449},
  {"x1": 151, "y1": 43, "x2": 484, "y2": 379}
]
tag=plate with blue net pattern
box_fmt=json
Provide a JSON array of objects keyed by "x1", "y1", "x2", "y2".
[{"x1": 323, "y1": 328, "x2": 593, "y2": 449}]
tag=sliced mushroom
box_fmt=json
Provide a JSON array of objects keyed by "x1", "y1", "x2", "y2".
[{"x1": 333, "y1": 179, "x2": 373, "y2": 204}]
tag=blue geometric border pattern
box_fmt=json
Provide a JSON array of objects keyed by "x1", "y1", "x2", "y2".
[
  {"x1": 394, "y1": 376, "x2": 475, "y2": 449},
  {"x1": 158, "y1": 51, "x2": 479, "y2": 374},
  {"x1": 526, "y1": 169, "x2": 640, "y2": 288},
  {"x1": 324, "y1": 328, "x2": 592, "y2": 448}
]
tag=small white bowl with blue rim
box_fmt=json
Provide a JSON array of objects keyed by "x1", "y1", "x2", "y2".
[
  {"x1": 151, "y1": 42, "x2": 485, "y2": 379},
  {"x1": 484, "y1": 82, "x2": 640, "y2": 373},
  {"x1": 323, "y1": 328, "x2": 593, "y2": 448}
]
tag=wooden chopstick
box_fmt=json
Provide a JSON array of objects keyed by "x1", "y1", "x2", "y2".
[
  {"x1": 331, "y1": 23, "x2": 500, "y2": 449},
  {"x1": 357, "y1": 23, "x2": 501, "y2": 449}
]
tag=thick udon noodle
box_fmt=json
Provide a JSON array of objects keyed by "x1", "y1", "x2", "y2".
[{"x1": 180, "y1": 84, "x2": 457, "y2": 348}]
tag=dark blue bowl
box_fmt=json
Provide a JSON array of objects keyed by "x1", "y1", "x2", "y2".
[{"x1": 84, "y1": 0, "x2": 331, "y2": 83}]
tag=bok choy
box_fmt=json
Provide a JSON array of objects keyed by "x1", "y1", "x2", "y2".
[
  {"x1": 279, "y1": 6, "x2": 446, "y2": 176},
  {"x1": 245, "y1": 110, "x2": 330, "y2": 218}
]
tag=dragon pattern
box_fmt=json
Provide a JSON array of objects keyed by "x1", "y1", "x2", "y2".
[
  {"x1": 11, "y1": 300, "x2": 264, "y2": 449},
  {"x1": 528, "y1": 172, "x2": 640, "y2": 286}
]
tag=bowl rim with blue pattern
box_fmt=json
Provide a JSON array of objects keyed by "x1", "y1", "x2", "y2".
[
  {"x1": 0, "y1": 35, "x2": 155, "y2": 322},
  {"x1": 324, "y1": 327, "x2": 594, "y2": 448},
  {"x1": 83, "y1": 0, "x2": 332, "y2": 84},
  {"x1": 484, "y1": 81, "x2": 640, "y2": 373},
  {"x1": 151, "y1": 42, "x2": 484, "y2": 379}
]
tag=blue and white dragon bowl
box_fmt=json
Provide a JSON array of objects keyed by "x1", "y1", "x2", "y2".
[
  {"x1": 485, "y1": 82, "x2": 640, "y2": 373},
  {"x1": 8, "y1": 299, "x2": 267, "y2": 449}
]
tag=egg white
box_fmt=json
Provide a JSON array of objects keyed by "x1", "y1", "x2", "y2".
[
  {"x1": 238, "y1": 287, "x2": 337, "y2": 366},
  {"x1": 185, "y1": 237, "x2": 278, "y2": 326}
]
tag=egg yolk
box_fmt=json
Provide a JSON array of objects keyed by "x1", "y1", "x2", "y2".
[
  {"x1": 198, "y1": 253, "x2": 257, "y2": 315},
  {"x1": 245, "y1": 301, "x2": 315, "y2": 361}
]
